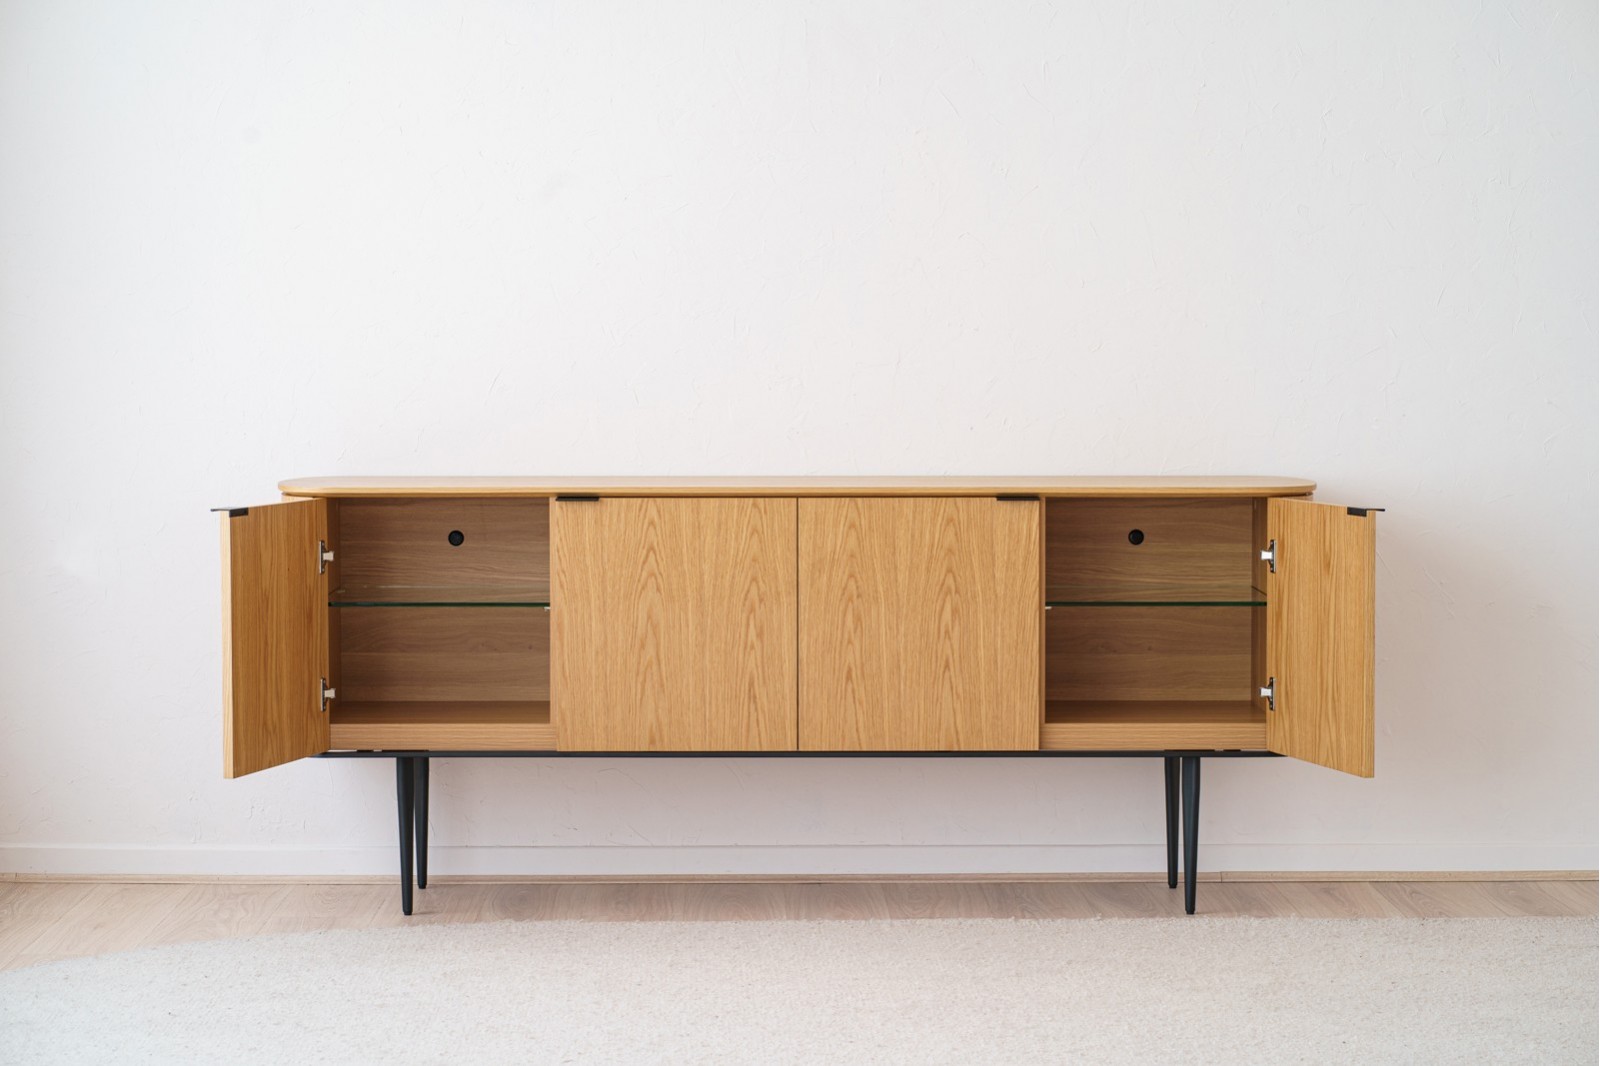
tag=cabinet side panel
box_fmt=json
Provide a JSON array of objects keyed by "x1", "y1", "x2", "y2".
[
  {"x1": 221, "y1": 499, "x2": 330, "y2": 777},
  {"x1": 1266, "y1": 499, "x2": 1377, "y2": 777}
]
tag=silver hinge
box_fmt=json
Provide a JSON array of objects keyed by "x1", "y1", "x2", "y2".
[
  {"x1": 1260, "y1": 539, "x2": 1276, "y2": 574},
  {"x1": 320, "y1": 678, "x2": 336, "y2": 713},
  {"x1": 318, "y1": 540, "x2": 335, "y2": 574},
  {"x1": 1259, "y1": 677, "x2": 1275, "y2": 711}
]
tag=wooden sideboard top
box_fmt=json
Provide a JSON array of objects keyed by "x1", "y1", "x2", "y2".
[{"x1": 279, "y1": 475, "x2": 1316, "y2": 498}]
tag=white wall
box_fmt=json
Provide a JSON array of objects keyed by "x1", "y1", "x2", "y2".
[{"x1": 1, "y1": 0, "x2": 1594, "y2": 877}]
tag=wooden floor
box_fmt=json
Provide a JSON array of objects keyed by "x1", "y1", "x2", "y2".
[{"x1": 1, "y1": 878, "x2": 1593, "y2": 973}]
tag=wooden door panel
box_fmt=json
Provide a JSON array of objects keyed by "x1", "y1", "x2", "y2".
[
  {"x1": 1266, "y1": 498, "x2": 1378, "y2": 777},
  {"x1": 551, "y1": 497, "x2": 798, "y2": 751},
  {"x1": 799, "y1": 498, "x2": 1042, "y2": 751},
  {"x1": 221, "y1": 499, "x2": 330, "y2": 777}
]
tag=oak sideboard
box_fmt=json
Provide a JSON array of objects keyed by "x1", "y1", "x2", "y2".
[{"x1": 218, "y1": 476, "x2": 1379, "y2": 913}]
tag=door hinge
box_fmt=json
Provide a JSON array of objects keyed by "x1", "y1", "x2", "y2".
[
  {"x1": 1260, "y1": 539, "x2": 1276, "y2": 574},
  {"x1": 1259, "y1": 677, "x2": 1275, "y2": 711},
  {"x1": 318, "y1": 540, "x2": 335, "y2": 574},
  {"x1": 320, "y1": 679, "x2": 336, "y2": 713}
]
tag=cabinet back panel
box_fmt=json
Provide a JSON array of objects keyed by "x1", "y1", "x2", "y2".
[
  {"x1": 1046, "y1": 608, "x2": 1251, "y2": 701},
  {"x1": 338, "y1": 608, "x2": 549, "y2": 702},
  {"x1": 1046, "y1": 498, "x2": 1253, "y2": 601},
  {"x1": 335, "y1": 498, "x2": 549, "y2": 593}
]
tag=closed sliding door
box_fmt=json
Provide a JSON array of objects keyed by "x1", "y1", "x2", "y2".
[
  {"x1": 798, "y1": 497, "x2": 1042, "y2": 751},
  {"x1": 551, "y1": 497, "x2": 798, "y2": 751}
]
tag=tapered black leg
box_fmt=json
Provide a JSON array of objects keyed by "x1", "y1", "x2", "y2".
[
  {"x1": 396, "y1": 757, "x2": 415, "y2": 916},
  {"x1": 414, "y1": 758, "x2": 429, "y2": 891},
  {"x1": 1181, "y1": 756, "x2": 1201, "y2": 915},
  {"x1": 1164, "y1": 757, "x2": 1180, "y2": 889}
]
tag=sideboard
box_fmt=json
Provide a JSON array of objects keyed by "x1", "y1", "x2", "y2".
[{"x1": 218, "y1": 476, "x2": 1379, "y2": 913}]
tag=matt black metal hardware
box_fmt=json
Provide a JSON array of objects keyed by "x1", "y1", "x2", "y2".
[
  {"x1": 555, "y1": 495, "x2": 601, "y2": 502},
  {"x1": 1164, "y1": 757, "x2": 1180, "y2": 890},
  {"x1": 355, "y1": 749, "x2": 1245, "y2": 916},
  {"x1": 210, "y1": 507, "x2": 249, "y2": 517},
  {"x1": 1347, "y1": 507, "x2": 1386, "y2": 517},
  {"x1": 1181, "y1": 756, "x2": 1202, "y2": 914},
  {"x1": 395, "y1": 758, "x2": 415, "y2": 916},
  {"x1": 447, "y1": 530, "x2": 465, "y2": 546},
  {"x1": 392, "y1": 756, "x2": 432, "y2": 914},
  {"x1": 1128, "y1": 529, "x2": 1145, "y2": 545},
  {"x1": 995, "y1": 495, "x2": 1039, "y2": 502}
]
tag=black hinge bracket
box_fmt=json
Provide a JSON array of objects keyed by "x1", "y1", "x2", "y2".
[
  {"x1": 555, "y1": 495, "x2": 601, "y2": 502},
  {"x1": 1347, "y1": 507, "x2": 1387, "y2": 517},
  {"x1": 210, "y1": 507, "x2": 249, "y2": 517}
]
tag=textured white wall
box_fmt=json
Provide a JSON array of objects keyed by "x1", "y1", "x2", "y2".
[{"x1": 0, "y1": 1, "x2": 1594, "y2": 876}]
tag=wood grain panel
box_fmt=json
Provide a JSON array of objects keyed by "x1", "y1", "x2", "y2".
[
  {"x1": 1046, "y1": 498, "x2": 1255, "y2": 600},
  {"x1": 1046, "y1": 607, "x2": 1251, "y2": 701},
  {"x1": 1266, "y1": 499, "x2": 1377, "y2": 777},
  {"x1": 336, "y1": 498, "x2": 548, "y2": 595},
  {"x1": 552, "y1": 497, "x2": 798, "y2": 751},
  {"x1": 1250, "y1": 497, "x2": 1272, "y2": 714},
  {"x1": 338, "y1": 608, "x2": 549, "y2": 702},
  {"x1": 221, "y1": 500, "x2": 329, "y2": 777},
  {"x1": 798, "y1": 498, "x2": 1041, "y2": 751},
  {"x1": 1041, "y1": 701, "x2": 1266, "y2": 750},
  {"x1": 281, "y1": 476, "x2": 1318, "y2": 499},
  {"x1": 328, "y1": 701, "x2": 554, "y2": 750}
]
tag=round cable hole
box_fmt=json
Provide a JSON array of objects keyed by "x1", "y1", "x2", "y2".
[
  {"x1": 1127, "y1": 529, "x2": 1145, "y2": 545},
  {"x1": 447, "y1": 530, "x2": 465, "y2": 547}
]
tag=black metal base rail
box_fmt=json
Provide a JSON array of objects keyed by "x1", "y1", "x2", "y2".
[{"x1": 318, "y1": 750, "x2": 1278, "y2": 916}]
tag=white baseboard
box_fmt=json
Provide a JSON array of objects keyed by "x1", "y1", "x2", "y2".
[{"x1": 1, "y1": 843, "x2": 1595, "y2": 878}]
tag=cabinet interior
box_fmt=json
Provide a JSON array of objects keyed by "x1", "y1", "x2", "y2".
[
  {"x1": 319, "y1": 493, "x2": 1276, "y2": 752},
  {"x1": 327, "y1": 498, "x2": 554, "y2": 749},
  {"x1": 1040, "y1": 497, "x2": 1270, "y2": 750}
]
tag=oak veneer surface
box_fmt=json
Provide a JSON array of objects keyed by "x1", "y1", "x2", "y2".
[
  {"x1": 335, "y1": 497, "x2": 549, "y2": 596},
  {"x1": 329, "y1": 702, "x2": 554, "y2": 750},
  {"x1": 1045, "y1": 498, "x2": 1255, "y2": 601},
  {"x1": 1267, "y1": 500, "x2": 1378, "y2": 777},
  {"x1": 221, "y1": 500, "x2": 330, "y2": 778},
  {"x1": 552, "y1": 497, "x2": 798, "y2": 751},
  {"x1": 1041, "y1": 701, "x2": 1267, "y2": 750},
  {"x1": 338, "y1": 608, "x2": 549, "y2": 702},
  {"x1": 281, "y1": 476, "x2": 1317, "y2": 498},
  {"x1": 1046, "y1": 607, "x2": 1252, "y2": 702},
  {"x1": 799, "y1": 497, "x2": 1041, "y2": 751}
]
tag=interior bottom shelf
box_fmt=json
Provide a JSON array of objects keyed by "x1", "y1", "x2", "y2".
[
  {"x1": 1041, "y1": 700, "x2": 1267, "y2": 751},
  {"x1": 329, "y1": 701, "x2": 555, "y2": 751}
]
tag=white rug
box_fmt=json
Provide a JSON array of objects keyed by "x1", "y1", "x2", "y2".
[{"x1": 1, "y1": 918, "x2": 1593, "y2": 1064}]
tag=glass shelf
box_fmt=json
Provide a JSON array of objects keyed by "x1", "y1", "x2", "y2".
[
  {"x1": 1047, "y1": 587, "x2": 1265, "y2": 608},
  {"x1": 330, "y1": 585, "x2": 550, "y2": 608}
]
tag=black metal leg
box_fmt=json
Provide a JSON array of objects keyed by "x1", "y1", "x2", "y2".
[
  {"x1": 1181, "y1": 755, "x2": 1201, "y2": 915},
  {"x1": 396, "y1": 757, "x2": 415, "y2": 916},
  {"x1": 414, "y1": 758, "x2": 429, "y2": 891},
  {"x1": 1164, "y1": 756, "x2": 1180, "y2": 889}
]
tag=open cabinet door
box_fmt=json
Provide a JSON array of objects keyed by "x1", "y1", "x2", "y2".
[
  {"x1": 1265, "y1": 498, "x2": 1378, "y2": 777},
  {"x1": 220, "y1": 499, "x2": 331, "y2": 777}
]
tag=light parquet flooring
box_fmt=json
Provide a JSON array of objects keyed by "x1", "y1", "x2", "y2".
[{"x1": 0, "y1": 878, "x2": 1593, "y2": 972}]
